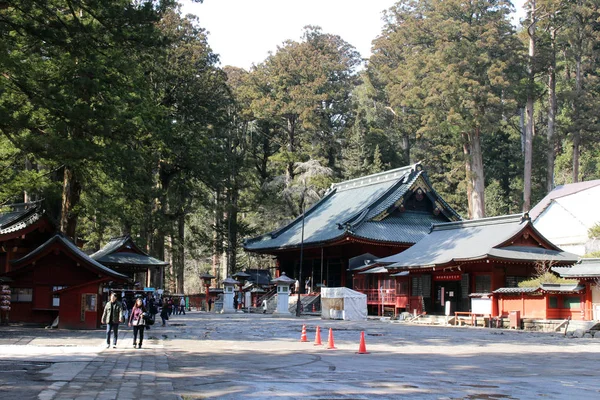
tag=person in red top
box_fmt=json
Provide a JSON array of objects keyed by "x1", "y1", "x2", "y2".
[{"x1": 128, "y1": 298, "x2": 146, "y2": 349}]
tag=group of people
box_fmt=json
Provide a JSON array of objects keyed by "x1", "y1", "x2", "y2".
[{"x1": 101, "y1": 292, "x2": 188, "y2": 349}]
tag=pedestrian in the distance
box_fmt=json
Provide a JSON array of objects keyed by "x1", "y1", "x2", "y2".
[
  {"x1": 167, "y1": 297, "x2": 174, "y2": 316},
  {"x1": 160, "y1": 299, "x2": 169, "y2": 326},
  {"x1": 262, "y1": 299, "x2": 267, "y2": 314},
  {"x1": 129, "y1": 298, "x2": 146, "y2": 349},
  {"x1": 101, "y1": 293, "x2": 124, "y2": 349},
  {"x1": 179, "y1": 297, "x2": 186, "y2": 315}
]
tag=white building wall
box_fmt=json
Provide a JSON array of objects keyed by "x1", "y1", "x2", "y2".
[{"x1": 534, "y1": 185, "x2": 600, "y2": 256}]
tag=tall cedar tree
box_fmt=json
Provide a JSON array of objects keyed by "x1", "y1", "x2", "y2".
[
  {"x1": 0, "y1": 0, "x2": 175, "y2": 237},
  {"x1": 371, "y1": 0, "x2": 524, "y2": 218}
]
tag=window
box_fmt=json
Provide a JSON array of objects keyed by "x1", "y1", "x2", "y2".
[
  {"x1": 52, "y1": 286, "x2": 67, "y2": 307},
  {"x1": 563, "y1": 297, "x2": 580, "y2": 309},
  {"x1": 11, "y1": 288, "x2": 33, "y2": 302},
  {"x1": 396, "y1": 281, "x2": 408, "y2": 295},
  {"x1": 549, "y1": 296, "x2": 558, "y2": 308},
  {"x1": 475, "y1": 275, "x2": 491, "y2": 293},
  {"x1": 506, "y1": 276, "x2": 528, "y2": 288}
]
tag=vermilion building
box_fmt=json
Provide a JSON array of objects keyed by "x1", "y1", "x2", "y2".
[{"x1": 244, "y1": 163, "x2": 461, "y2": 313}]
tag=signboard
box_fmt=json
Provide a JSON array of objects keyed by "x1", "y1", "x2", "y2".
[
  {"x1": 143, "y1": 288, "x2": 155, "y2": 292},
  {"x1": 434, "y1": 273, "x2": 461, "y2": 281}
]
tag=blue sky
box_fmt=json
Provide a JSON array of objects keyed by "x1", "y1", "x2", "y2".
[{"x1": 182, "y1": 0, "x2": 528, "y2": 70}]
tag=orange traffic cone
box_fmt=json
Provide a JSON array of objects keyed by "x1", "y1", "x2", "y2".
[
  {"x1": 314, "y1": 326, "x2": 322, "y2": 346},
  {"x1": 300, "y1": 324, "x2": 309, "y2": 342},
  {"x1": 327, "y1": 328, "x2": 336, "y2": 349},
  {"x1": 356, "y1": 331, "x2": 369, "y2": 354},
  {"x1": 312, "y1": 303, "x2": 316, "y2": 312}
]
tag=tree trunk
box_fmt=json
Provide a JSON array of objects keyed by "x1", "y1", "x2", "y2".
[
  {"x1": 462, "y1": 133, "x2": 473, "y2": 220},
  {"x1": 166, "y1": 233, "x2": 174, "y2": 292},
  {"x1": 212, "y1": 188, "x2": 222, "y2": 285},
  {"x1": 175, "y1": 214, "x2": 185, "y2": 294},
  {"x1": 469, "y1": 129, "x2": 485, "y2": 219},
  {"x1": 573, "y1": 53, "x2": 582, "y2": 183},
  {"x1": 226, "y1": 188, "x2": 239, "y2": 275},
  {"x1": 286, "y1": 116, "x2": 296, "y2": 182},
  {"x1": 547, "y1": 27, "x2": 557, "y2": 193},
  {"x1": 523, "y1": 1, "x2": 536, "y2": 212},
  {"x1": 60, "y1": 165, "x2": 82, "y2": 239}
]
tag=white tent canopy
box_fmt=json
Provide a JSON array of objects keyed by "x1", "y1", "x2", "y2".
[{"x1": 321, "y1": 287, "x2": 367, "y2": 321}]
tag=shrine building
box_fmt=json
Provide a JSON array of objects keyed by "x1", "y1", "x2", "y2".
[{"x1": 243, "y1": 163, "x2": 461, "y2": 311}]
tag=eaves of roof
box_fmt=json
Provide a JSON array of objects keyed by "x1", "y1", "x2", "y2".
[{"x1": 9, "y1": 234, "x2": 129, "y2": 281}]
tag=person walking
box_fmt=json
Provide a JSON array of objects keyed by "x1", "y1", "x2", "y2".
[
  {"x1": 167, "y1": 297, "x2": 174, "y2": 316},
  {"x1": 262, "y1": 298, "x2": 268, "y2": 314},
  {"x1": 129, "y1": 298, "x2": 147, "y2": 349},
  {"x1": 160, "y1": 299, "x2": 169, "y2": 326},
  {"x1": 179, "y1": 297, "x2": 186, "y2": 315},
  {"x1": 101, "y1": 293, "x2": 124, "y2": 349}
]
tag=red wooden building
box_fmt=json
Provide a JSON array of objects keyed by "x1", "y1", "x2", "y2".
[
  {"x1": 378, "y1": 214, "x2": 580, "y2": 317},
  {"x1": 244, "y1": 163, "x2": 461, "y2": 313},
  {"x1": 0, "y1": 203, "x2": 130, "y2": 328},
  {"x1": 90, "y1": 235, "x2": 169, "y2": 290},
  {"x1": 4, "y1": 234, "x2": 128, "y2": 328}
]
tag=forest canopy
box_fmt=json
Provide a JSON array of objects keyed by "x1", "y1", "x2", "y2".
[{"x1": 1, "y1": 0, "x2": 599, "y2": 292}]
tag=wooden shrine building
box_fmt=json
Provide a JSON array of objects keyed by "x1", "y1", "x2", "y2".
[
  {"x1": 4, "y1": 234, "x2": 129, "y2": 328},
  {"x1": 377, "y1": 214, "x2": 579, "y2": 316},
  {"x1": 90, "y1": 235, "x2": 169, "y2": 290},
  {"x1": 243, "y1": 163, "x2": 461, "y2": 306},
  {"x1": 0, "y1": 202, "x2": 132, "y2": 328}
]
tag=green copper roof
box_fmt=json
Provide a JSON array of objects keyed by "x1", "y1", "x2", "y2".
[
  {"x1": 244, "y1": 163, "x2": 460, "y2": 252},
  {"x1": 379, "y1": 214, "x2": 579, "y2": 269},
  {"x1": 91, "y1": 235, "x2": 169, "y2": 267}
]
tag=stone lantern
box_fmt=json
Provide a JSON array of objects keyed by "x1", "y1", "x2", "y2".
[
  {"x1": 221, "y1": 277, "x2": 239, "y2": 313},
  {"x1": 199, "y1": 273, "x2": 215, "y2": 312},
  {"x1": 271, "y1": 272, "x2": 295, "y2": 316}
]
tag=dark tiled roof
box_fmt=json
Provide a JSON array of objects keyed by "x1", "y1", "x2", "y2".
[
  {"x1": 488, "y1": 246, "x2": 579, "y2": 263},
  {"x1": 493, "y1": 284, "x2": 584, "y2": 294},
  {"x1": 348, "y1": 253, "x2": 378, "y2": 271},
  {"x1": 530, "y1": 179, "x2": 600, "y2": 220},
  {"x1": 91, "y1": 235, "x2": 168, "y2": 267},
  {"x1": 0, "y1": 202, "x2": 45, "y2": 234},
  {"x1": 10, "y1": 234, "x2": 128, "y2": 280},
  {"x1": 94, "y1": 252, "x2": 168, "y2": 266},
  {"x1": 353, "y1": 211, "x2": 448, "y2": 244},
  {"x1": 379, "y1": 214, "x2": 577, "y2": 269},
  {"x1": 553, "y1": 258, "x2": 600, "y2": 278},
  {"x1": 244, "y1": 269, "x2": 272, "y2": 285},
  {"x1": 244, "y1": 164, "x2": 460, "y2": 252},
  {"x1": 493, "y1": 287, "x2": 539, "y2": 294},
  {"x1": 359, "y1": 266, "x2": 388, "y2": 274}
]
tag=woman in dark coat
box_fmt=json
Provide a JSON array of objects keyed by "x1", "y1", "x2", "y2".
[
  {"x1": 128, "y1": 298, "x2": 146, "y2": 349},
  {"x1": 160, "y1": 298, "x2": 169, "y2": 326}
]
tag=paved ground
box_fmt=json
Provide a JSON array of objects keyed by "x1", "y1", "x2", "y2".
[{"x1": 1, "y1": 312, "x2": 600, "y2": 399}]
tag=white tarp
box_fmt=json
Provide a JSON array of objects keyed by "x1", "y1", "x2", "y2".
[{"x1": 321, "y1": 287, "x2": 367, "y2": 321}]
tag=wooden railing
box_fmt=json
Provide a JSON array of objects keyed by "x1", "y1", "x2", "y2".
[{"x1": 357, "y1": 288, "x2": 397, "y2": 304}]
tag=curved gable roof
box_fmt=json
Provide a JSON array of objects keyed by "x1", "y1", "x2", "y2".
[
  {"x1": 378, "y1": 214, "x2": 579, "y2": 269},
  {"x1": 244, "y1": 163, "x2": 461, "y2": 252},
  {"x1": 91, "y1": 235, "x2": 169, "y2": 267},
  {"x1": 9, "y1": 234, "x2": 128, "y2": 280}
]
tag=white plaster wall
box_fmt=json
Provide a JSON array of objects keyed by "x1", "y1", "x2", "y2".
[{"x1": 534, "y1": 185, "x2": 600, "y2": 256}]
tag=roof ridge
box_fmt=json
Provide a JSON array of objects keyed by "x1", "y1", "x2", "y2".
[
  {"x1": 331, "y1": 163, "x2": 419, "y2": 192},
  {"x1": 432, "y1": 213, "x2": 527, "y2": 231}
]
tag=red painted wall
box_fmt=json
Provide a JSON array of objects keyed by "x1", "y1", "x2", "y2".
[
  {"x1": 8, "y1": 251, "x2": 101, "y2": 325},
  {"x1": 58, "y1": 282, "x2": 102, "y2": 330}
]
